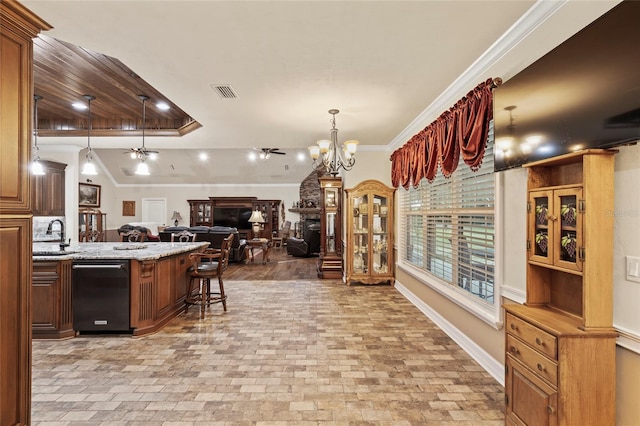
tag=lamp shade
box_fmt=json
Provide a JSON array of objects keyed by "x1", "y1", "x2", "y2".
[
  {"x1": 31, "y1": 159, "x2": 45, "y2": 176},
  {"x1": 248, "y1": 210, "x2": 265, "y2": 223},
  {"x1": 81, "y1": 160, "x2": 98, "y2": 175}
]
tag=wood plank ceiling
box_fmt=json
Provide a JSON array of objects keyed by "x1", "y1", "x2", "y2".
[{"x1": 33, "y1": 35, "x2": 200, "y2": 138}]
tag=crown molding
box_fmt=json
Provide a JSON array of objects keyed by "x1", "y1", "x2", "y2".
[{"x1": 388, "y1": 0, "x2": 566, "y2": 152}]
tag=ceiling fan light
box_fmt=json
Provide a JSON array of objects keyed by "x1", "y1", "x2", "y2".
[
  {"x1": 148, "y1": 152, "x2": 158, "y2": 160},
  {"x1": 31, "y1": 159, "x2": 45, "y2": 175},
  {"x1": 130, "y1": 152, "x2": 137, "y2": 159},
  {"x1": 135, "y1": 161, "x2": 150, "y2": 175}
]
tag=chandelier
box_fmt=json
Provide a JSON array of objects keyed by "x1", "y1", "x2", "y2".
[{"x1": 308, "y1": 109, "x2": 358, "y2": 176}]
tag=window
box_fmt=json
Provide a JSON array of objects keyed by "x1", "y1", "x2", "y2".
[{"x1": 399, "y1": 142, "x2": 495, "y2": 304}]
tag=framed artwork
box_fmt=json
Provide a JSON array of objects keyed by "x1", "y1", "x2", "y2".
[
  {"x1": 123, "y1": 200, "x2": 135, "y2": 216},
  {"x1": 79, "y1": 183, "x2": 101, "y2": 208}
]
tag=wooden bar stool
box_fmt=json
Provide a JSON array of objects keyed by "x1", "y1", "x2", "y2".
[{"x1": 185, "y1": 234, "x2": 233, "y2": 318}]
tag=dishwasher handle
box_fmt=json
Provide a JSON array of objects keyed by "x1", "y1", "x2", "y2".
[{"x1": 73, "y1": 264, "x2": 126, "y2": 269}]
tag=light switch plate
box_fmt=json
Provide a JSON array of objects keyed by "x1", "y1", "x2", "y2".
[{"x1": 625, "y1": 256, "x2": 640, "y2": 283}]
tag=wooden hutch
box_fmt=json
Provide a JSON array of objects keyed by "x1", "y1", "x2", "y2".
[{"x1": 504, "y1": 150, "x2": 617, "y2": 425}]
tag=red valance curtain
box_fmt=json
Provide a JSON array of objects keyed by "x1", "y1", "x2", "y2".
[{"x1": 390, "y1": 78, "x2": 498, "y2": 189}]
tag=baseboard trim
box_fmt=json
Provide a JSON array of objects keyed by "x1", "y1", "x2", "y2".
[{"x1": 394, "y1": 280, "x2": 504, "y2": 386}]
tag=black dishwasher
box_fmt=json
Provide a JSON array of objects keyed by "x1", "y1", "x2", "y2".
[{"x1": 72, "y1": 260, "x2": 130, "y2": 332}]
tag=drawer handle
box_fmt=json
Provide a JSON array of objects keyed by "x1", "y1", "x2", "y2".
[
  {"x1": 537, "y1": 363, "x2": 545, "y2": 372},
  {"x1": 510, "y1": 323, "x2": 518, "y2": 331},
  {"x1": 509, "y1": 346, "x2": 519, "y2": 355},
  {"x1": 547, "y1": 405, "x2": 556, "y2": 414},
  {"x1": 535, "y1": 337, "x2": 544, "y2": 346}
]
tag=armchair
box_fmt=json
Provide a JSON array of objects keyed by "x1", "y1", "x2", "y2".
[{"x1": 286, "y1": 223, "x2": 321, "y2": 257}]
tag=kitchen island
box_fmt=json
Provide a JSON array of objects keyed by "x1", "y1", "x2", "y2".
[{"x1": 32, "y1": 241, "x2": 209, "y2": 338}]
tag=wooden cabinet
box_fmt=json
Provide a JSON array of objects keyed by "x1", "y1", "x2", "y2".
[
  {"x1": 318, "y1": 177, "x2": 342, "y2": 279},
  {"x1": 32, "y1": 160, "x2": 66, "y2": 216},
  {"x1": 32, "y1": 260, "x2": 74, "y2": 339},
  {"x1": 188, "y1": 199, "x2": 213, "y2": 227},
  {"x1": 345, "y1": 180, "x2": 395, "y2": 285},
  {"x1": 504, "y1": 149, "x2": 617, "y2": 426},
  {"x1": 0, "y1": 2, "x2": 50, "y2": 424}
]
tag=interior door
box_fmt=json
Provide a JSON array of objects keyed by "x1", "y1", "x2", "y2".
[{"x1": 141, "y1": 198, "x2": 167, "y2": 224}]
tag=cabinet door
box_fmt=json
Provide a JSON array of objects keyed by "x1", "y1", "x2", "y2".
[
  {"x1": 506, "y1": 356, "x2": 558, "y2": 426},
  {"x1": 529, "y1": 190, "x2": 553, "y2": 265},
  {"x1": 553, "y1": 188, "x2": 582, "y2": 272},
  {"x1": 371, "y1": 193, "x2": 390, "y2": 275},
  {"x1": 351, "y1": 194, "x2": 369, "y2": 274},
  {"x1": 46, "y1": 165, "x2": 65, "y2": 216}
]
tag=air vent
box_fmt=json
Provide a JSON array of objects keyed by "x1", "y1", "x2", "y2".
[
  {"x1": 121, "y1": 167, "x2": 134, "y2": 176},
  {"x1": 210, "y1": 84, "x2": 238, "y2": 99}
]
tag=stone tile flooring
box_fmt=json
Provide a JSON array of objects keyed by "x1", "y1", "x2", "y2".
[{"x1": 32, "y1": 279, "x2": 504, "y2": 425}]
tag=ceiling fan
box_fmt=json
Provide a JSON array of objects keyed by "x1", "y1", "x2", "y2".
[
  {"x1": 124, "y1": 95, "x2": 159, "y2": 160},
  {"x1": 253, "y1": 147, "x2": 286, "y2": 159}
]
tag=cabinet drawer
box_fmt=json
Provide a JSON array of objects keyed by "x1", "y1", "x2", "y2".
[
  {"x1": 507, "y1": 335, "x2": 558, "y2": 386},
  {"x1": 506, "y1": 313, "x2": 557, "y2": 359}
]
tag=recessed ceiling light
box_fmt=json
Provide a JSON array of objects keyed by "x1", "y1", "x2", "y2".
[
  {"x1": 297, "y1": 152, "x2": 306, "y2": 161},
  {"x1": 156, "y1": 102, "x2": 170, "y2": 111},
  {"x1": 72, "y1": 102, "x2": 87, "y2": 110},
  {"x1": 199, "y1": 152, "x2": 208, "y2": 161},
  {"x1": 248, "y1": 152, "x2": 257, "y2": 161}
]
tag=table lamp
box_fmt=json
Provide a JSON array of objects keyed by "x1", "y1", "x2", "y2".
[
  {"x1": 171, "y1": 211, "x2": 183, "y2": 226},
  {"x1": 248, "y1": 209, "x2": 265, "y2": 237}
]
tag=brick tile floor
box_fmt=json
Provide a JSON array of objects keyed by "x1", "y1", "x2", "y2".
[{"x1": 32, "y1": 279, "x2": 504, "y2": 425}]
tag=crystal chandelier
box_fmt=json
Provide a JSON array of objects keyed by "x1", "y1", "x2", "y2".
[{"x1": 308, "y1": 109, "x2": 358, "y2": 176}]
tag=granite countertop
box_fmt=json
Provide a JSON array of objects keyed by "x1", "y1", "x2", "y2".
[{"x1": 33, "y1": 241, "x2": 209, "y2": 261}]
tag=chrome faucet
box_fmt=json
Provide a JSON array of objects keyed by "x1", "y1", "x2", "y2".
[{"x1": 46, "y1": 219, "x2": 70, "y2": 251}]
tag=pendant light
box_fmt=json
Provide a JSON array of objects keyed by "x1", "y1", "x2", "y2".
[
  {"x1": 81, "y1": 95, "x2": 98, "y2": 175},
  {"x1": 31, "y1": 95, "x2": 45, "y2": 175},
  {"x1": 135, "y1": 95, "x2": 150, "y2": 175}
]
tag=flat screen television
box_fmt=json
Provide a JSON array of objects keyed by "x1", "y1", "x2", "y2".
[
  {"x1": 493, "y1": 0, "x2": 640, "y2": 172},
  {"x1": 213, "y1": 207, "x2": 253, "y2": 229}
]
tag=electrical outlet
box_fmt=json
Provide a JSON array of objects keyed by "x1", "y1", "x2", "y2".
[{"x1": 625, "y1": 256, "x2": 640, "y2": 283}]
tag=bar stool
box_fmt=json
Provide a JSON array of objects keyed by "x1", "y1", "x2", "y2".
[{"x1": 185, "y1": 234, "x2": 233, "y2": 318}]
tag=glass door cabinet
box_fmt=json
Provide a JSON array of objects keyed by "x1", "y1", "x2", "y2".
[{"x1": 345, "y1": 180, "x2": 395, "y2": 285}]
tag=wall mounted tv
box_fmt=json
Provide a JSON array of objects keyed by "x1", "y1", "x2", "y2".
[
  {"x1": 213, "y1": 207, "x2": 253, "y2": 229},
  {"x1": 493, "y1": 0, "x2": 640, "y2": 172}
]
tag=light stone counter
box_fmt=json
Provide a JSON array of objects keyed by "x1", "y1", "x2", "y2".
[{"x1": 33, "y1": 241, "x2": 209, "y2": 261}]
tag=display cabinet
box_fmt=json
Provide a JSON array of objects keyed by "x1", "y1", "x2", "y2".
[
  {"x1": 345, "y1": 180, "x2": 395, "y2": 285},
  {"x1": 504, "y1": 149, "x2": 617, "y2": 426},
  {"x1": 188, "y1": 199, "x2": 213, "y2": 227},
  {"x1": 318, "y1": 177, "x2": 342, "y2": 279}
]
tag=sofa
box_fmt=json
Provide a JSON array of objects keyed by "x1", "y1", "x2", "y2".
[
  {"x1": 286, "y1": 223, "x2": 321, "y2": 257},
  {"x1": 159, "y1": 226, "x2": 247, "y2": 263}
]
